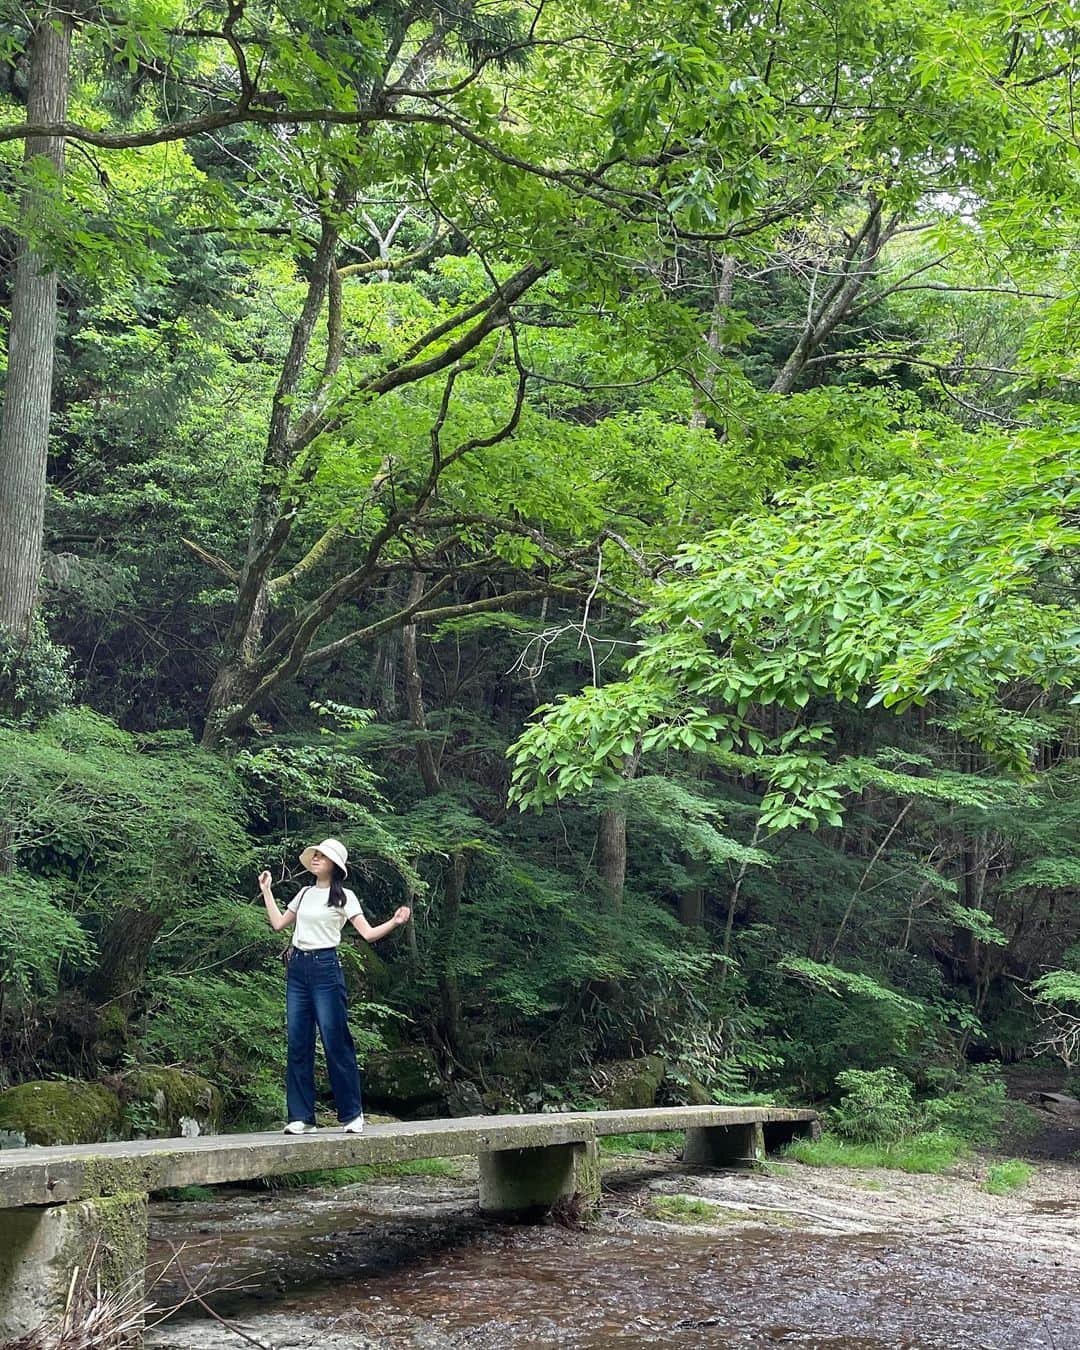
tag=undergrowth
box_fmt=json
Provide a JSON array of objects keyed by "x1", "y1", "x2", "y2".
[
  {"x1": 647, "y1": 1194, "x2": 729, "y2": 1224},
  {"x1": 785, "y1": 1130, "x2": 967, "y2": 1173},
  {"x1": 982, "y1": 1159, "x2": 1035, "y2": 1194},
  {"x1": 599, "y1": 1130, "x2": 684, "y2": 1155}
]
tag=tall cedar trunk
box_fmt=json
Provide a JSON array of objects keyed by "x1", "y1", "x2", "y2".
[
  {"x1": 720, "y1": 817, "x2": 762, "y2": 987},
  {"x1": 402, "y1": 595, "x2": 458, "y2": 1049},
  {"x1": 955, "y1": 831, "x2": 991, "y2": 1002},
  {"x1": 367, "y1": 633, "x2": 400, "y2": 717},
  {"x1": 0, "y1": 11, "x2": 72, "y2": 639},
  {"x1": 365, "y1": 575, "x2": 404, "y2": 716}
]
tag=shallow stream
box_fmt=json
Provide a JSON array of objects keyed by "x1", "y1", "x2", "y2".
[{"x1": 143, "y1": 1148, "x2": 1080, "y2": 1349}]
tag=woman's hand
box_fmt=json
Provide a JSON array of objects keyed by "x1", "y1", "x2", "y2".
[
  {"x1": 393, "y1": 906, "x2": 412, "y2": 928},
  {"x1": 258, "y1": 869, "x2": 273, "y2": 895}
]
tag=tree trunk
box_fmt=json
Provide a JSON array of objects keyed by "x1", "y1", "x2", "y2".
[
  {"x1": 769, "y1": 200, "x2": 895, "y2": 397},
  {"x1": 720, "y1": 817, "x2": 763, "y2": 987},
  {"x1": 678, "y1": 884, "x2": 705, "y2": 928},
  {"x1": 596, "y1": 807, "x2": 628, "y2": 908},
  {"x1": 954, "y1": 830, "x2": 992, "y2": 1001},
  {"x1": 402, "y1": 572, "x2": 442, "y2": 794},
  {"x1": 86, "y1": 907, "x2": 164, "y2": 1011},
  {"x1": 366, "y1": 634, "x2": 400, "y2": 717},
  {"x1": 436, "y1": 852, "x2": 467, "y2": 1062},
  {"x1": 202, "y1": 208, "x2": 342, "y2": 744},
  {"x1": 689, "y1": 255, "x2": 736, "y2": 430},
  {"x1": 0, "y1": 10, "x2": 72, "y2": 639},
  {"x1": 594, "y1": 743, "x2": 641, "y2": 909},
  {"x1": 203, "y1": 657, "x2": 263, "y2": 745}
]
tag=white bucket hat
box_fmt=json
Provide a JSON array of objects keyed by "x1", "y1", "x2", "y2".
[{"x1": 299, "y1": 837, "x2": 349, "y2": 876}]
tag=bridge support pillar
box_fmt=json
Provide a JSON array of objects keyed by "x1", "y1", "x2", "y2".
[
  {"x1": 683, "y1": 1121, "x2": 765, "y2": 1169},
  {"x1": 0, "y1": 1192, "x2": 147, "y2": 1345},
  {"x1": 478, "y1": 1140, "x2": 600, "y2": 1218}
]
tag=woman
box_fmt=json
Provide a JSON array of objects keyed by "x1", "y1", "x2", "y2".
[{"x1": 258, "y1": 838, "x2": 411, "y2": 1135}]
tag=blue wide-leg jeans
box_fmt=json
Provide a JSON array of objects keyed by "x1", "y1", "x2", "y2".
[{"x1": 286, "y1": 948, "x2": 363, "y2": 1124}]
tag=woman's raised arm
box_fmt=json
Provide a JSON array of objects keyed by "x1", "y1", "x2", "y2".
[
  {"x1": 258, "y1": 870, "x2": 297, "y2": 932},
  {"x1": 350, "y1": 906, "x2": 410, "y2": 943}
]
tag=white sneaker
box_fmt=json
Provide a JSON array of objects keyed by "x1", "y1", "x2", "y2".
[
  {"x1": 341, "y1": 1114, "x2": 365, "y2": 1133},
  {"x1": 283, "y1": 1121, "x2": 317, "y2": 1134}
]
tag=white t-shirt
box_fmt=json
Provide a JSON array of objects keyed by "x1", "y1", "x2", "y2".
[{"x1": 288, "y1": 886, "x2": 364, "y2": 950}]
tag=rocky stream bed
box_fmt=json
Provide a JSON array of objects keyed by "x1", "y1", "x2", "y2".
[{"x1": 142, "y1": 1124, "x2": 1079, "y2": 1350}]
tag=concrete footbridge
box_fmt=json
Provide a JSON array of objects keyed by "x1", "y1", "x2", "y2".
[{"x1": 0, "y1": 1103, "x2": 818, "y2": 1340}]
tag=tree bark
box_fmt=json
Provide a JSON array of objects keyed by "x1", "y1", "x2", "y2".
[
  {"x1": 719, "y1": 817, "x2": 764, "y2": 988},
  {"x1": 596, "y1": 806, "x2": 628, "y2": 908},
  {"x1": 769, "y1": 200, "x2": 897, "y2": 396},
  {"x1": 203, "y1": 208, "x2": 342, "y2": 742},
  {"x1": 436, "y1": 852, "x2": 467, "y2": 1062},
  {"x1": 402, "y1": 572, "x2": 442, "y2": 794},
  {"x1": 0, "y1": 9, "x2": 72, "y2": 639},
  {"x1": 86, "y1": 907, "x2": 164, "y2": 1012},
  {"x1": 594, "y1": 743, "x2": 641, "y2": 909},
  {"x1": 678, "y1": 883, "x2": 705, "y2": 928},
  {"x1": 690, "y1": 255, "x2": 736, "y2": 430}
]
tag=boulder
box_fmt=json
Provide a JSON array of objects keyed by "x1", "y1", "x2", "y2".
[
  {"x1": 446, "y1": 1079, "x2": 485, "y2": 1118},
  {"x1": 363, "y1": 1047, "x2": 446, "y2": 1116},
  {"x1": 0, "y1": 1080, "x2": 124, "y2": 1147},
  {"x1": 662, "y1": 1072, "x2": 714, "y2": 1107},
  {"x1": 341, "y1": 942, "x2": 393, "y2": 999},
  {"x1": 117, "y1": 1067, "x2": 222, "y2": 1138},
  {"x1": 0, "y1": 1067, "x2": 223, "y2": 1148},
  {"x1": 1032, "y1": 1091, "x2": 1080, "y2": 1119},
  {"x1": 490, "y1": 1042, "x2": 537, "y2": 1080},
  {"x1": 589, "y1": 1055, "x2": 667, "y2": 1110}
]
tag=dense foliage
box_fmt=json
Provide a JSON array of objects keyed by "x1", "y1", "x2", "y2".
[{"x1": 0, "y1": 0, "x2": 1077, "y2": 1125}]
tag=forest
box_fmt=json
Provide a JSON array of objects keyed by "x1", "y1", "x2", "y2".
[{"x1": 0, "y1": 0, "x2": 1078, "y2": 1151}]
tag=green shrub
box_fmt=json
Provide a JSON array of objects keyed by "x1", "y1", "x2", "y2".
[
  {"x1": 787, "y1": 1130, "x2": 966, "y2": 1173},
  {"x1": 982, "y1": 1159, "x2": 1034, "y2": 1194},
  {"x1": 647, "y1": 1194, "x2": 730, "y2": 1224},
  {"x1": 921, "y1": 1067, "x2": 1007, "y2": 1145},
  {"x1": 831, "y1": 1067, "x2": 916, "y2": 1144},
  {"x1": 0, "y1": 619, "x2": 73, "y2": 722},
  {"x1": 156, "y1": 1185, "x2": 218, "y2": 1202},
  {"x1": 886, "y1": 1132, "x2": 968, "y2": 1173}
]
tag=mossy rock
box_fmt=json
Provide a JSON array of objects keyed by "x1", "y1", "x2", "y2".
[
  {"x1": 341, "y1": 941, "x2": 392, "y2": 999},
  {"x1": 490, "y1": 1042, "x2": 537, "y2": 1080},
  {"x1": 364, "y1": 1047, "x2": 446, "y2": 1115},
  {"x1": 0, "y1": 1080, "x2": 124, "y2": 1147},
  {"x1": 663, "y1": 1073, "x2": 714, "y2": 1106},
  {"x1": 117, "y1": 1067, "x2": 222, "y2": 1138},
  {"x1": 92, "y1": 1003, "x2": 131, "y2": 1067},
  {"x1": 591, "y1": 1055, "x2": 667, "y2": 1110}
]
